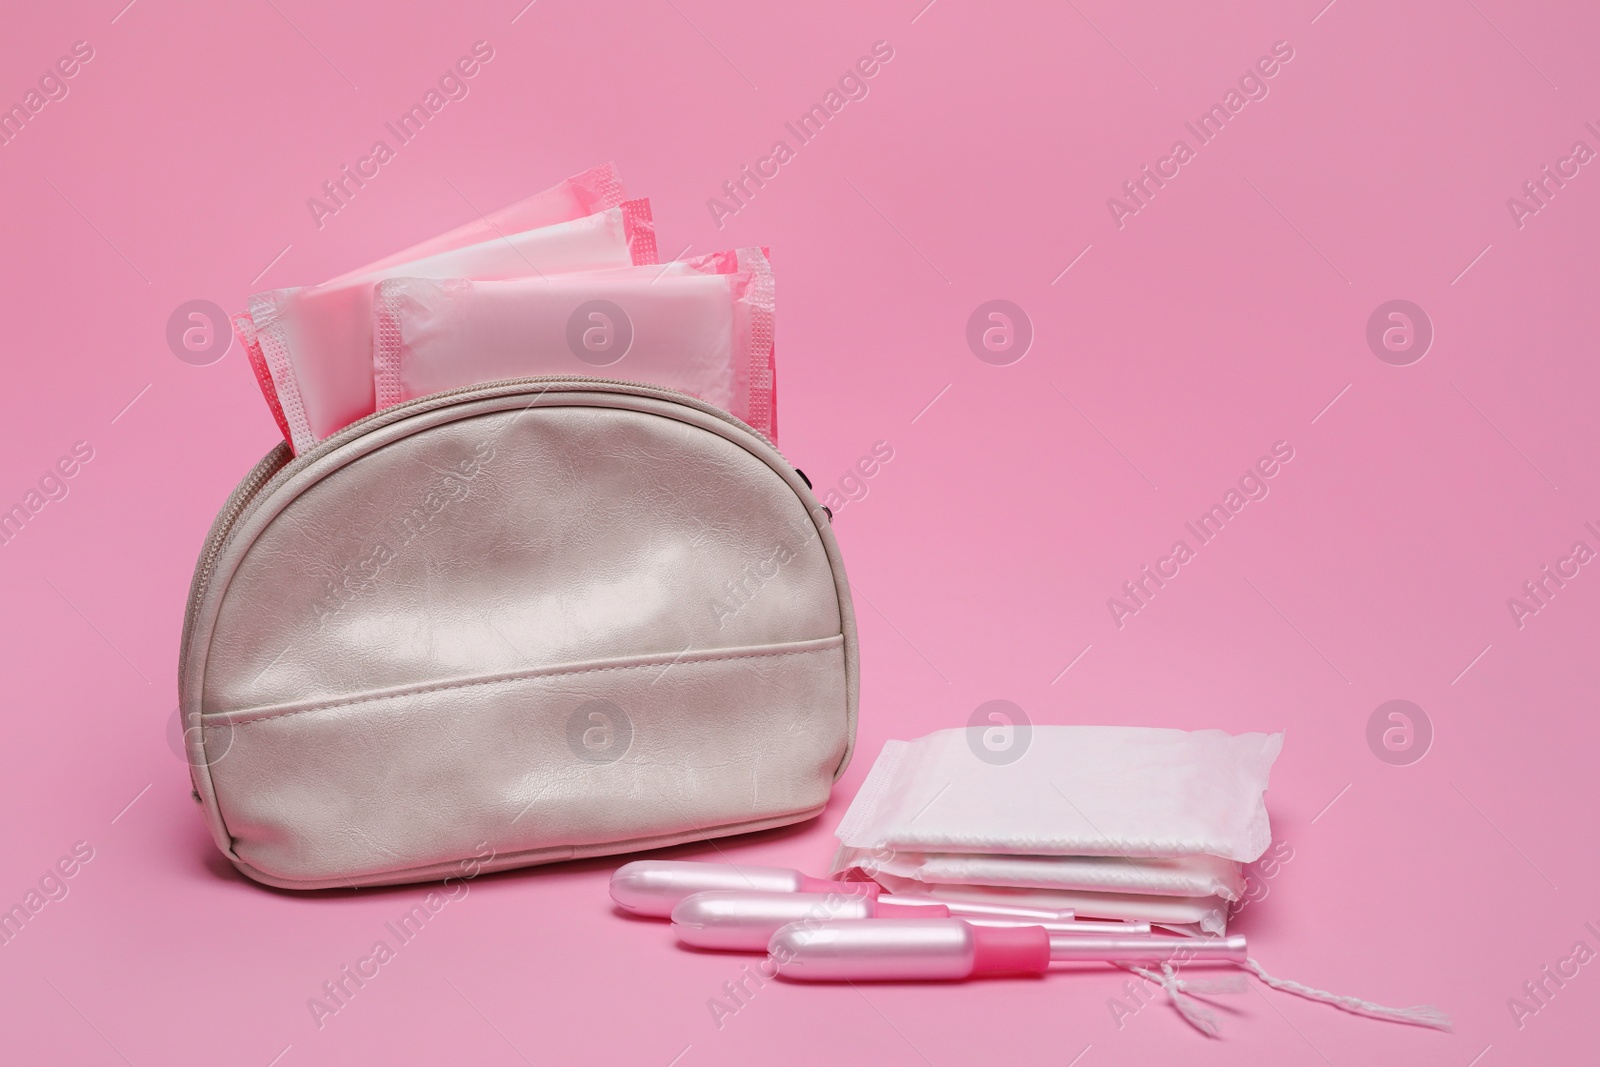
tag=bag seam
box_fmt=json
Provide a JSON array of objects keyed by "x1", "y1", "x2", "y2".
[{"x1": 216, "y1": 637, "x2": 844, "y2": 727}]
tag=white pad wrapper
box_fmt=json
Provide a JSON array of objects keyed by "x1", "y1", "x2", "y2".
[
  {"x1": 856, "y1": 877, "x2": 1232, "y2": 934},
  {"x1": 834, "y1": 726, "x2": 1282, "y2": 863},
  {"x1": 829, "y1": 727, "x2": 1453, "y2": 1036},
  {"x1": 835, "y1": 847, "x2": 1246, "y2": 901}
]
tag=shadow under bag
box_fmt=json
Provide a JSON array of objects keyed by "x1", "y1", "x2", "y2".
[{"x1": 179, "y1": 377, "x2": 858, "y2": 889}]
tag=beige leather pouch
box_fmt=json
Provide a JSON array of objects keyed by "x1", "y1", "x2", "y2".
[{"x1": 179, "y1": 378, "x2": 857, "y2": 889}]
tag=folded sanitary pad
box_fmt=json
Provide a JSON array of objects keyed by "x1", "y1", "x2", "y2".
[
  {"x1": 836, "y1": 726, "x2": 1282, "y2": 862},
  {"x1": 371, "y1": 248, "x2": 775, "y2": 439},
  {"x1": 855, "y1": 876, "x2": 1233, "y2": 934},
  {"x1": 833, "y1": 725, "x2": 1282, "y2": 933},
  {"x1": 232, "y1": 163, "x2": 785, "y2": 460},
  {"x1": 834, "y1": 847, "x2": 1246, "y2": 900},
  {"x1": 241, "y1": 201, "x2": 655, "y2": 453}
]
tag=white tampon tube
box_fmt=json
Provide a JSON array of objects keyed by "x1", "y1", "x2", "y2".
[
  {"x1": 768, "y1": 919, "x2": 1248, "y2": 982},
  {"x1": 672, "y1": 891, "x2": 1149, "y2": 951},
  {"x1": 609, "y1": 861, "x2": 877, "y2": 917},
  {"x1": 964, "y1": 917, "x2": 1148, "y2": 934},
  {"x1": 878, "y1": 895, "x2": 1076, "y2": 923}
]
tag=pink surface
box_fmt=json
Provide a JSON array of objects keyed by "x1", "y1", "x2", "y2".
[{"x1": 0, "y1": 1, "x2": 1594, "y2": 1064}]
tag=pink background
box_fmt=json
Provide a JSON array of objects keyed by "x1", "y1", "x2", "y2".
[{"x1": 2, "y1": 1, "x2": 1596, "y2": 1063}]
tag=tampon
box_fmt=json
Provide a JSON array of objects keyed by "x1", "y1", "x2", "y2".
[
  {"x1": 768, "y1": 919, "x2": 1247, "y2": 981},
  {"x1": 609, "y1": 861, "x2": 875, "y2": 917},
  {"x1": 672, "y1": 891, "x2": 1146, "y2": 951},
  {"x1": 879, "y1": 895, "x2": 1075, "y2": 923}
]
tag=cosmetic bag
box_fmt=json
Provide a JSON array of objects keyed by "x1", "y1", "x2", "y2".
[{"x1": 179, "y1": 377, "x2": 858, "y2": 890}]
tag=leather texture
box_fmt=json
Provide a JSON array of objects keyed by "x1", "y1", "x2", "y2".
[{"x1": 180, "y1": 380, "x2": 857, "y2": 890}]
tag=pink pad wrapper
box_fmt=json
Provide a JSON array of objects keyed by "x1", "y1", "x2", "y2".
[
  {"x1": 326, "y1": 162, "x2": 626, "y2": 283},
  {"x1": 371, "y1": 248, "x2": 777, "y2": 441},
  {"x1": 239, "y1": 166, "x2": 628, "y2": 449},
  {"x1": 242, "y1": 201, "x2": 658, "y2": 453}
]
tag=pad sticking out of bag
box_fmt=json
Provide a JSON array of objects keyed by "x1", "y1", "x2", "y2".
[
  {"x1": 372, "y1": 248, "x2": 776, "y2": 440},
  {"x1": 325, "y1": 162, "x2": 626, "y2": 282},
  {"x1": 242, "y1": 202, "x2": 656, "y2": 453}
]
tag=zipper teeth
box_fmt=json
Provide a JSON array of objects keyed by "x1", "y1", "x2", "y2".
[
  {"x1": 309, "y1": 374, "x2": 755, "y2": 471},
  {"x1": 178, "y1": 441, "x2": 293, "y2": 693},
  {"x1": 179, "y1": 376, "x2": 777, "y2": 692}
]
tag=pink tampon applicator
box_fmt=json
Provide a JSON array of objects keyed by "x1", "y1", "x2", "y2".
[
  {"x1": 767, "y1": 918, "x2": 1248, "y2": 982},
  {"x1": 764, "y1": 918, "x2": 1452, "y2": 1036},
  {"x1": 671, "y1": 890, "x2": 1147, "y2": 951}
]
